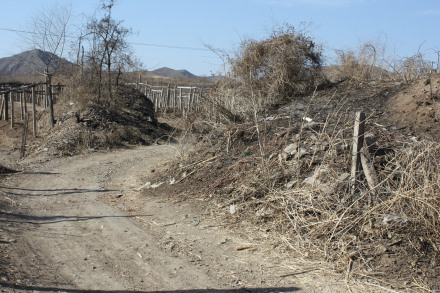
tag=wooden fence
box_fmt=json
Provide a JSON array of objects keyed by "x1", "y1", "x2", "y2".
[
  {"x1": 128, "y1": 82, "x2": 209, "y2": 115},
  {"x1": 0, "y1": 82, "x2": 64, "y2": 137}
]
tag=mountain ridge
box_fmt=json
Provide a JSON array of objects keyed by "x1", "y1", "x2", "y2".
[
  {"x1": 146, "y1": 67, "x2": 198, "y2": 79},
  {"x1": 0, "y1": 49, "x2": 70, "y2": 76}
]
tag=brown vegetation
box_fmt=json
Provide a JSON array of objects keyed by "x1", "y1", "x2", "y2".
[{"x1": 209, "y1": 25, "x2": 324, "y2": 120}]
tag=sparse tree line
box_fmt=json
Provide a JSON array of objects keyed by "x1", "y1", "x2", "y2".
[{"x1": 29, "y1": 0, "x2": 138, "y2": 114}]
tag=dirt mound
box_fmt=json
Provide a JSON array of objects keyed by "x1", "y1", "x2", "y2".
[
  {"x1": 386, "y1": 75, "x2": 440, "y2": 138},
  {"x1": 147, "y1": 78, "x2": 440, "y2": 290},
  {"x1": 35, "y1": 86, "x2": 172, "y2": 156}
]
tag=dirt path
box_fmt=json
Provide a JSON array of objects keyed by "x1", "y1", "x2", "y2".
[{"x1": 0, "y1": 145, "x2": 374, "y2": 292}]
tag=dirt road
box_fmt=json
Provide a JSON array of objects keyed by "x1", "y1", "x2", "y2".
[{"x1": 0, "y1": 145, "x2": 369, "y2": 292}]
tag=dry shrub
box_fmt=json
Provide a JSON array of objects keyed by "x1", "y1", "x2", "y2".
[
  {"x1": 229, "y1": 109, "x2": 440, "y2": 286},
  {"x1": 210, "y1": 24, "x2": 323, "y2": 120},
  {"x1": 335, "y1": 41, "x2": 389, "y2": 82},
  {"x1": 396, "y1": 53, "x2": 432, "y2": 84},
  {"x1": 171, "y1": 94, "x2": 440, "y2": 287}
]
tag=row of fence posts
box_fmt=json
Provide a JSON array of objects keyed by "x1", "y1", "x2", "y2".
[
  {"x1": 0, "y1": 81, "x2": 63, "y2": 138},
  {"x1": 129, "y1": 82, "x2": 207, "y2": 116}
]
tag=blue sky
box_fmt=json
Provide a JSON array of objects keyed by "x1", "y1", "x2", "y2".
[{"x1": 0, "y1": 0, "x2": 439, "y2": 76}]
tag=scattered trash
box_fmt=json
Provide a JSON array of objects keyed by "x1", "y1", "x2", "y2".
[
  {"x1": 229, "y1": 204, "x2": 236, "y2": 215},
  {"x1": 259, "y1": 116, "x2": 275, "y2": 121},
  {"x1": 243, "y1": 151, "x2": 253, "y2": 157},
  {"x1": 303, "y1": 117, "x2": 313, "y2": 123},
  {"x1": 137, "y1": 181, "x2": 164, "y2": 190}
]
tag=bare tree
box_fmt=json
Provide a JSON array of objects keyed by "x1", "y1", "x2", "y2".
[
  {"x1": 27, "y1": 3, "x2": 71, "y2": 126},
  {"x1": 85, "y1": 0, "x2": 132, "y2": 105}
]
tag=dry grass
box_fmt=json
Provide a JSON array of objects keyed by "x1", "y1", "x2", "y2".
[{"x1": 165, "y1": 92, "x2": 440, "y2": 289}]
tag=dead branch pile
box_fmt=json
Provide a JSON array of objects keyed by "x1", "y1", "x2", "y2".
[
  {"x1": 35, "y1": 85, "x2": 171, "y2": 156},
  {"x1": 156, "y1": 95, "x2": 440, "y2": 289}
]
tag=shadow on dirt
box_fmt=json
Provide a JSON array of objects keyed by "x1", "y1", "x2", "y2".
[
  {"x1": 1, "y1": 284, "x2": 301, "y2": 293},
  {"x1": 0, "y1": 186, "x2": 116, "y2": 197},
  {"x1": 0, "y1": 212, "x2": 153, "y2": 225}
]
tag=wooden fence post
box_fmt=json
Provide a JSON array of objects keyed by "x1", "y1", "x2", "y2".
[
  {"x1": 0, "y1": 94, "x2": 4, "y2": 120},
  {"x1": 32, "y1": 86, "x2": 37, "y2": 138},
  {"x1": 350, "y1": 112, "x2": 366, "y2": 194},
  {"x1": 20, "y1": 91, "x2": 24, "y2": 120},
  {"x1": 179, "y1": 88, "x2": 183, "y2": 110},
  {"x1": 10, "y1": 92, "x2": 14, "y2": 128},
  {"x1": 23, "y1": 89, "x2": 27, "y2": 116},
  {"x1": 167, "y1": 85, "x2": 171, "y2": 110},
  {"x1": 20, "y1": 112, "x2": 29, "y2": 159},
  {"x1": 173, "y1": 85, "x2": 177, "y2": 112},
  {"x1": 4, "y1": 93, "x2": 8, "y2": 121}
]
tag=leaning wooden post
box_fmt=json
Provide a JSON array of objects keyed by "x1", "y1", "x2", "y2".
[
  {"x1": 32, "y1": 86, "x2": 37, "y2": 138},
  {"x1": 350, "y1": 111, "x2": 366, "y2": 194}
]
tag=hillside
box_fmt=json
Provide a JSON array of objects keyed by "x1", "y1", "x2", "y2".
[
  {"x1": 147, "y1": 67, "x2": 198, "y2": 79},
  {"x1": 0, "y1": 49, "x2": 71, "y2": 76}
]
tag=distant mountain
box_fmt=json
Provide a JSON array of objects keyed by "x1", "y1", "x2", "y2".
[
  {"x1": 0, "y1": 49, "x2": 71, "y2": 76},
  {"x1": 147, "y1": 67, "x2": 198, "y2": 79}
]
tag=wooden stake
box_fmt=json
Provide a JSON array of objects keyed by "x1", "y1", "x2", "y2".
[
  {"x1": 23, "y1": 90, "x2": 27, "y2": 115},
  {"x1": 0, "y1": 95, "x2": 4, "y2": 120},
  {"x1": 32, "y1": 86, "x2": 37, "y2": 138},
  {"x1": 20, "y1": 112, "x2": 29, "y2": 159},
  {"x1": 360, "y1": 145, "x2": 378, "y2": 192},
  {"x1": 20, "y1": 91, "x2": 24, "y2": 120},
  {"x1": 10, "y1": 92, "x2": 14, "y2": 128},
  {"x1": 4, "y1": 92, "x2": 8, "y2": 121},
  {"x1": 350, "y1": 112, "x2": 366, "y2": 194}
]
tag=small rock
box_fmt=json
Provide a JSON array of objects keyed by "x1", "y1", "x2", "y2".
[
  {"x1": 114, "y1": 194, "x2": 123, "y2": 199},
  {"x1": 283, "y1": 143, "x2": 297, "y2": 155}
]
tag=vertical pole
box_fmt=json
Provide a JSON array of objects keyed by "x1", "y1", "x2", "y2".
[
  {"x1": 23, "y1": 89, "x2": 27, "y2": 115},
  {"x1": 20, "y1": 112, "x2": 29, "y2": 159},
  {"x1": 173, "y1": 85, "x2": 177, "y2": 113},
  {"x1": 179, "y1": 88, "x2": 182, "y2": 110},
  {"x1": 10, "y1": 92, "x2": 14, "y2": 128},
  {"x1": 350, "y1": 112, "x2": 366, "y2": 194},
  {"x1": 0, "y1": 94, "x2": 4, "y2": 120},
  {"x1": 20, "y1": 91, "x2": 24, "y2": 120},
  {"x1": 167, "y1": 84, "x2": 171, "y2": 111},
  {"x1": 32, "y1": 86, "x2": 37, "y2": 138},
  {"x1": 4, "y1": 92, "x2": 8, "y2": 121},
  {"x1": 46, "y1": 73, "x2": 55, "y2": 126}
]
